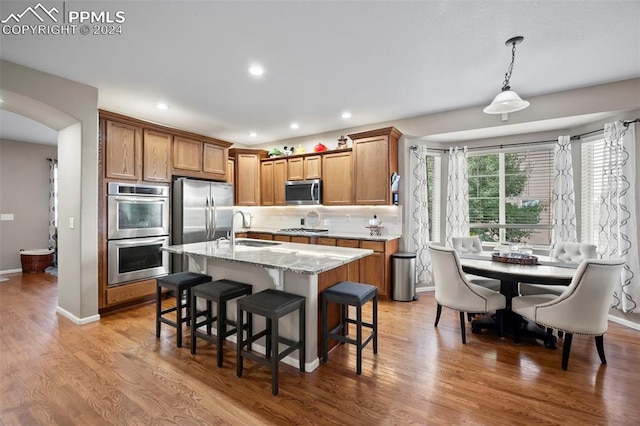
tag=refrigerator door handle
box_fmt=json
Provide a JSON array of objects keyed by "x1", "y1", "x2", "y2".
[
  {"x1": 211, "y1": 193, "x2": 218, "y2": 239},
  {"x1": 205, "y1": 196, "x2": 210, "y2": 239}
]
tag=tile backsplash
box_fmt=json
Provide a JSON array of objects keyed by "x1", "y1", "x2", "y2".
[{"x1": 239, "y1": 205, "x2": 402, "y2": 236}]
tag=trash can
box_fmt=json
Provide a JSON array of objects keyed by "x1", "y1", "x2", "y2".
[{"x1": 391, "y1": 251, "x2": 417, "y2": 302}]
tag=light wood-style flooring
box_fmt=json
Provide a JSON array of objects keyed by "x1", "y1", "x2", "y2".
[{"x1": 1, "y1": 273, "x2": 639, "y2": 425}]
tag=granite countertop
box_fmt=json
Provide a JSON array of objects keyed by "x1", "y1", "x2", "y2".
[
  {"x1": 242, "y1": 227, "x2": 402, "y2": 242},
  {"x1": 162, "y1": 239, "x2": 373, "y2": 275}
]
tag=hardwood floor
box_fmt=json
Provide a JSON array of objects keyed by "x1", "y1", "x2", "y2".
[{"x1": 1, "y1": 273, "x2": 639, "y2": 425}]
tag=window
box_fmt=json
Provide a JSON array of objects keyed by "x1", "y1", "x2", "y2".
[
  {"x1": 468, "y1": 148, "x2": 553, "y2": 245},
  {"x1": 426, "y1": 155, "x2": 441, "y2": 242},
  {"x1": 580, "y1": 137, "x2": 605, "y2": 246}
]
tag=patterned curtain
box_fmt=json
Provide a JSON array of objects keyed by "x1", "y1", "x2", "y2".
[
  {"x1": 408, "y1": 145, "x2": 432, "y2": 286},
  {"x1": 48, "y1": 158, "x2": 58, "y2": 267},
  {"x1": 598, "y1": 122, "x2": 639, "y2": 313},
  {"x1": 446, "y1": 146, "x2": 469, "y2": 246},
  {"x1": 550, "y1": 135, "x2": 577, "y2": 247}
]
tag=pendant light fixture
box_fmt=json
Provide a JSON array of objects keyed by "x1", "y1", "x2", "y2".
[{"x1": 483, "y1": 36, "x2": 530, "y2": 115}]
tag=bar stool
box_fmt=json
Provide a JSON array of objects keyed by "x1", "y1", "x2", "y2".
[
  {"x1": 156, "y1": 272, "x2": 211, "y2": 348},
  {"x1": 236, "y1": 289, "x2": 305, "y2": 396},
  {"x1": 322, "y1": 281, "x2": 378, "y2": 375},
  {"x1": 190, "y1": 279, "x2": 252, "y2": 367}
]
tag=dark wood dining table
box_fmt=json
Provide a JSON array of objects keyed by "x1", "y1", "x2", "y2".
[{"x1": 459, "y1": 254, "x2": 578, "y2": 348}]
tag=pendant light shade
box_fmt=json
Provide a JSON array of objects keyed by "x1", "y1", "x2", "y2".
[
  {"x1": 483, "y1": 89, "x2": 530, "y2": 114},
  {"x1": 484, "y1": 36, "x2": 530, "y2": 115}
]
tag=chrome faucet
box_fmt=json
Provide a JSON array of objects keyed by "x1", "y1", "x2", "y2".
[{"x1": 230, "y1": 210, "x2": 247, "y2": 247}]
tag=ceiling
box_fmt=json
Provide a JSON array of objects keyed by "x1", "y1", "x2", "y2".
[{"x1": 0, "y1": 1, "x2": 639, "y2": 146}]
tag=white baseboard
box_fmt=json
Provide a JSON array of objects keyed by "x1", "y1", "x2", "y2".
[
  {"x1": 416, "y1": 286, "x2": 434, "y2": 293},
  {"x1": 56, "y1": 306, "x2": 100, "y2": 325},
  {"x1": 0, "y1": 268, "x2": 22, "y2": 275},
  {"x1": 608, "y1": 314, "x2": 640, "y2": 331}
]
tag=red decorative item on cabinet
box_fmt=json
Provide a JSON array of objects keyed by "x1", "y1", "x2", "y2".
[{"x1": 314, "y1": 143, "x2": 328, "y2": 152}]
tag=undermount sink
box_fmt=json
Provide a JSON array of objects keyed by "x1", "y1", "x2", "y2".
[{"x1": 234, "y1": 240, "x2": 282, "y2": 247}]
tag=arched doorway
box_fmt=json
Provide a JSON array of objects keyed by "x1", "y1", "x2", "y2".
[{"x1": 1, "y1": 60, "x2": 99, "y2": 323}]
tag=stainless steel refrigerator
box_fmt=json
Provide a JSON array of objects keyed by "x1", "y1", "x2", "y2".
[{"x1": 172, "y1": 177, "x2": 234, "y2": 272}]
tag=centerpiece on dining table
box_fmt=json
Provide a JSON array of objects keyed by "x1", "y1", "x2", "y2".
[{"x1": 491, "y1": 242, "x2": 538, "y2": 265}]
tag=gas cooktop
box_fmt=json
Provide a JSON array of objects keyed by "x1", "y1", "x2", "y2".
[{"x1": 278, "y1": 227, "x2": 329, "y2": 235}]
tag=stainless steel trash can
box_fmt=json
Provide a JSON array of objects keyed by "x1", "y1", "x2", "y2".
[{"x1": 391, "y1": 251, "x2": 417, "y2": 302}]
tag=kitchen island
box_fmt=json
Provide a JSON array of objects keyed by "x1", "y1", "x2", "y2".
[{"x1": 162, "y1": 239, "x2": 373, "y2": 372}]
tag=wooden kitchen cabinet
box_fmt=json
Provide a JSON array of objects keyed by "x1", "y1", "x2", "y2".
[
  {"x1": 287, "y1": 154, "x2": 321, "y2": 180},
  {"x1": 261, "y1": 161, "x2": 275, "y2": 205},
  {"x1": 348, "y1": 127, "x2": 401, "y2": 205},
  {"x1": 231, "y1": 148, "x2": 267, "y2": 206},
  {"x1": 246, "y1": 232, "x2": 273, "y2": 240},
  {"x1": 287, "y1": 157, "x2": 304, "y2": 180},
  {"x1": 105, "y1": 119, "x2": 142, "y2": 180},
  {"x1": 273, "y1": 159, "x2": 287, "y2": 205},
  {"x1": 172, "y1": 137, "x2": 229, "y2": 181},
  {"x1": 203, "y1": 143, "x2": 227, "y2": 178},
  {"x1": 358, "y1": 239, "x2": 399, "y2": 299},
  {"x1": 304, "y1": 155, "x2": 322, "y2": 179},
  {"x1": 337, "y1": 239, "x2": 360, "y2": 282},
  {"x1": 274, "y1": 235, "x2": 291, "y2": 242},
  {"x1": 173, "y1": 136, "x2": 202, "y2": 172},
  {"x1": 227, "y1": 158, "x2": 235, "y2": 185},
  {"x1": 142, "y1": 129, "x2": 171, "y2": 182},
  {"x1": 316, "y1": 237, "x2": 337, "y2": 246},
  {"x1": 330, "y1": 237, "x2": 399, "y2": 299},
  {"x1": 290, "y1": 236, "x2": 310, "y2": 244},
  {"x1": 261, "y1": 159, "x2": 287, "y2": 206},
  {"x1": 322, "y1": 150, "x2": 353, "y2": 205}
]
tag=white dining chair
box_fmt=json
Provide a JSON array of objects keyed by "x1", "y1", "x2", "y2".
[
  {"x1": 429, "y1": 245, "x2": 506, "y2": 344},
  {"x1": 451, "y1": 236, "x2": 500, "y2": 292},
  {"x1": 519, "y1": 242, "x2": 597, "y2": 296},
  {"x1": 512, "y1": 259, "x2": 624, "y2": 370}
]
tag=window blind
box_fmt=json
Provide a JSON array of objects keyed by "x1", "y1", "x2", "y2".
[
  {"x1": 468, "y1": 148, "x2": 554, "y2": 244},
  {"x1": 580, "y1": 138, "x2": 605, "y2": 245}
]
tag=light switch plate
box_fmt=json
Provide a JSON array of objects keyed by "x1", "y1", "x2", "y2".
[{"x1": 0, "y1": 213, "x2": 14, "y2": 221}]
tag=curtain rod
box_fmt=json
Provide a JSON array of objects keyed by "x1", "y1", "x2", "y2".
[{"x1": 409, "y1": 117, "x2": 640, "y2": 153}]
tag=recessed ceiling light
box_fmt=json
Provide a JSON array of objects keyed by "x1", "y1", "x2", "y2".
[
  {"x1": 249, "y1": 65, "x2": 264, "y2": 76},
  {"x1": 156, "y1": 102, "x2": 169, "y2": 110},
  {"x1": 249, "y1": 132, "x2": 257, "y2": 137},
  {"x1": 290, "y1": 122, "x2": 299, "y2": 130},
  {"x1": 341, "y1": 111, "x2": 351, "y2": 119}
]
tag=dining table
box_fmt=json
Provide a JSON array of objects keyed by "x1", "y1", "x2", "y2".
[{"x1": 458, "y1": 253, "x2": 578, "y2": 349}]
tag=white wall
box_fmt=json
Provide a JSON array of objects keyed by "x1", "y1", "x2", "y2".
[
  {"x1": 0, "y1": 139, "x2": 57, "y2": 270},
  {"x1": 0, "y1": 60, "x2": 99, "y2": 323}
]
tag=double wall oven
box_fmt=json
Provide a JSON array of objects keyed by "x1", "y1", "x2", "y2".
[{"x1": 107, "y1": 182, "x2": 170, "y2": 286}]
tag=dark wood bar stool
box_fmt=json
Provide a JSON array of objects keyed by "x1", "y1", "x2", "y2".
[
  {"x1": 236, "y1": 289, "x2": 305, "y2": 396},
  {"x1": 322, "y1": 281, "x2": 378, "y2": 375},
  {"x1": 190, "y1": 279, "x2": 252, "y2": 367},
  {"x1": 156, "y1": 272, "x2": 211, "y2": 348}
]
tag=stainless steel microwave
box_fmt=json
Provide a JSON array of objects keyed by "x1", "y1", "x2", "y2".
[{"x1": 285, "y1": 179, "x2": 322, "y2": 205}]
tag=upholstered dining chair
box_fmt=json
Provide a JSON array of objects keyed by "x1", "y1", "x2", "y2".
[
  {"x1": 429, "y1": 245, "x2": 506, "y2": 344},
  {"x1": 512, "y1": 259, "x2": 624, "y2": 370},
  {"x1": 451, "y1": 236, "x2": 500, "y2": 291},
  {"x1": 519, "y1": 242, "x2": 597, "y2": 296}
]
